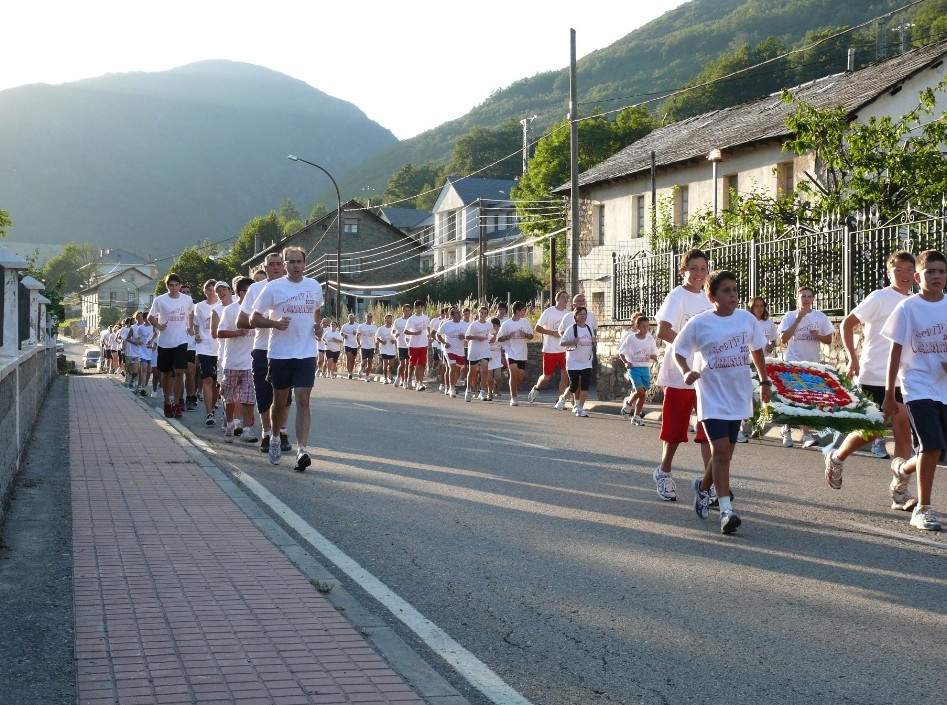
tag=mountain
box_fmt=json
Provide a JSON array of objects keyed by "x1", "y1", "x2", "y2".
[
  {"x1": 0, "y1": 60, "x2": 396, "y2": 260},
  {"x1": 333, "y1": 0, "x2": 912, "y2": 199}
]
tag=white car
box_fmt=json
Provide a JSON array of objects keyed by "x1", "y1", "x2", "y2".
[{"x1": 82, "y1": 349, "x2": 101, "y2": 369}]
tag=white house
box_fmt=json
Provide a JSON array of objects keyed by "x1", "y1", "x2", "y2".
[
  {"x1": 431, "y1": 177, "x2": 533, "y2": 273},
  {"x1": 79, "y1": 267, "x2": 156, "y2": 335},
  {"x1": 556, "y1": 39, "x2": 947, "y2": 321}
]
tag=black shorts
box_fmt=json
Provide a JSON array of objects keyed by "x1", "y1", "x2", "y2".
[
  {"x1": 905, "y1": 399, "x2": 947, "y2": 459},
  {"x1": 345, "y1": 346, "x2": 359, "y2": 357},
  {"x1": 252, "y1": 348, "x2": 274, "y2": 413},
  {"x1": 431, "y1": 348, "x2": 442, "y2": 360},
  {"x1": 861, "y1": 383, "x2": 903, "y2": 405},
  {"x1": 185, "y1": 349, "x2": 196, "y2": 364},
  {"x1": 700, "y1": 419, "x2": 741, "y2": 443},
  {"x1": 103, "y1": 349, "x2": 112, "y2": 360},
  {"x1": 398, "y1": 347, "x2": 409, "y2": 360},
  {"x1": 268, "y1": 357, "x2": 316, "y2": 390},
  {"x1": 156, "y1": 343, "x2": 188, "y2": 373},
  {"x1": 567, "y1": 367, "x2": 591, "y2": 392},
  {"x1": 360, "y1": 349, "x2": 375, "y2": 360},
  {"x1": 508, "y1": 359, "x2": 526, "y2": 370},
  {"x1": 381, "y1": 353, "x2": 395, "y2": 360},
  {"x1": 326, "y1": 350, "x2": 340, "y2": 361},
  {"x1": 198, "y1": 354, "x2": 218, "y2": 380}
]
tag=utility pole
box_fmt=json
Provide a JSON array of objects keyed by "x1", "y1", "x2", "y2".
[
  {"x1": 520, "y1": 115, "x2": 537, "y2": 174},
  {"x1": 478, "y1": 199, "x2": 487, "y2": 301},
  {"x1": 569, "y1": 29, "x2": 580, "y2": 295}
]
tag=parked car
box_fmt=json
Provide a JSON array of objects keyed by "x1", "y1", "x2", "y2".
[
  {"x1": 82, "y1": 349, "x2": 101, "y2": 369},
  {"x1": 55, "y1": 340, "x2": 65, "y2": 353}
]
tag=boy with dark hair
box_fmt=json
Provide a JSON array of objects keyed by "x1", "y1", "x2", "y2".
[
  {"x1": 148, "y1": 272, "x2": 193, "y2": 419},
  {"x1": 881, "y1": 249, "x2": 947, "y2": 531}
]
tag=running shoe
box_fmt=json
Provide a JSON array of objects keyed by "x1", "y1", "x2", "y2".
[
  {"x1": 294, "y1": 451, "x2": 311, "y2": 473},
  {"x1": 260, "y1": 436, "x2": 270, "y2": 454},
  {"x1": 801, "y1": 433, "x2": 817, "y2": 448},
  {"x1": 692, "y1": 477, "x2": 709, "y2": 519},
  {"x1": 476, "y1": 391, "x2": 485, "y2": 401},
  {"x1": 576, "y1": 408, "x2": 588, "y2": 417},
  {"x1": 780, "y1": 425, "x2": 793, "y2": 448},
  {"x1": 720, "y1": 510, "x2": 742, "y2": 534},
  {"x1": 889, "y1": 457, "x2": 918, "y2": 511},
  {"x1": 736, "y1": 431, "x2": 748, "y2": 443},
  {"x1": 465, "y1": 390, "x2": 473, "y2": 402},
  {"x1": 173, "y1": 402, "x2": 183, "y2": 419},
  {"x1": 233, "y1": 425, "x2": 243, "y2": 438},
  {"x1": 909, "y1": 506, "x2": 941, "y2": 531},
  {"x1": 652, "y1": 467, "x2": 677, "y2": 501},
  {"x1": 438, "y1": 384, "x2": 444, "y2": 391},
  {"x1": 554, "y1": 396, "x2": 566, "y2": 411},
  {"x1": 871, "y1": 438, "x2": 891, "y2": 459},
  {"x1": 279, "y1": 433, "x2": 292, "y2": 452},
  {"x1": 620, "y1": 404, "x2": 631, "y2": 418},
  {"x1": 509, "y1": 398, "x2": 518, "y2": 406},
  {"x1": 224, "y1": 425, "x2": 234, "y2": 443},
  {"x1": 824, "y1": 452, "x2": 844, "y2": 490},
  {"x1": 449, "y1": 387, "x2": 457, "y2": 398},
  {"x1": 416, "y1": 383, "x2": 426, "y2": 391},
  {"x1": 527, "y1": 387, "x2": 538, "y2": 404},
  {"x1": 485, "y1": 394, "x2": 492, "y2": 402},
  {"x1": 164, "y1": 402, "x2": 173, "y2": 418},
  {"x1": 205, "y1": 413, "x2": 215, "y2": 426},
  {"x1": 268, "y1": 438, "x2": 281, "y2": 465},
  {"x1": 632, "y1": 415, "x2": 645, "y2": 426},
  {"x1": 241, "y1": 430, "x2": 259, "y2": 443}
]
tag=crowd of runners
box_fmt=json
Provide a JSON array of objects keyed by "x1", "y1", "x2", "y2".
[{"x1": 96, "y1": 245, "x2": 944, "y2": 535}]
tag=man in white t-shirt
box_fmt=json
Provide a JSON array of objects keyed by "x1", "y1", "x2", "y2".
[
  {"x1": 251, "y1": 246, "x2": 324, "y2": 471},
  {"x1": 404, "y1": 300, "x2": 430, "y2": 391},
  {"x1": 192, "y1": 279, "x2": 222, "y2": 425},
  {"x1": 436, "y1": 307, "x2": 467, "y2": 397},
  {"x1": 375, "y1": 314, "x2": 398, "y2": 384},
  {"x1": 213, "y1": 278, "x2": 258, "y2": 443},
  {"x1": 465, "y1": 306, "x2": 494, "y2": 401},
  {"x1": 148, "y1": 272, "x2": 194, "y2": 419},
  {"x1": 777, "y1": 285, "x2": 835, "y2": 448},
  {"x1": 356, "y1": 313, "x2": 378, "y2": 381},
  {"x1": 497, "y1": 301, "x2": 535, "y2": 406},
  {"x1": 341, "y1": 313, "x2": 360, "y2": 379},
  {"x1": 824, "y1": 251, "x2": 917, "y2": 508},
  {"x1": 527, "y1": 290, "x2": 571, "y2": 408},
  {"x1": 237, "y1": 256, "x2": 285, "y2": 454},
  {"x1": 393, "y1": 303, "x2": 412, "y2": 388}
]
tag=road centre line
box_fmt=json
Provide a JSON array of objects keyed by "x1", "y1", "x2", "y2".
[
  {"x1": 846, "y1": 521, "x2": 946, "y2": 550},
  {"x1": 231, "y1": 469, "x2": 536, "y2": 705},
  {"x1": 481, "y1": 432, "x2": 549, "y2": 450},
  {"x1": 351, "y1": 402, "x2": 389, "y2": 412}
]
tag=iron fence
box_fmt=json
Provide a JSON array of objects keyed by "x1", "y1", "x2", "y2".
[{"x1": 611, "y1": 206, "x2": 947, "y2": 320}]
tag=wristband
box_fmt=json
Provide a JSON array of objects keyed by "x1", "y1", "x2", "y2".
[{"x1": 760, "y1": 380, "x2": 771, "y2": 386}]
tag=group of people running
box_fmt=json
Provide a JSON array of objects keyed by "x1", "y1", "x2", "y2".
[{"x1": 100, "y1": 244, "x2": 944, "y2": 536}]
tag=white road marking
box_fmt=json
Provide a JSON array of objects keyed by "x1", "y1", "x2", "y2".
[
  {"x1": 352, "y1": 402, "x2": 388, "y2": 412},
  {"x1": 231, "y1": 469, "x2": 536, "y2": 705},
  {"x1": 847, "y1": 521, "x2": 946, "y2": 550},
  {"x1": 481, "y1": 433, "x2": 549, "y2": 450}
]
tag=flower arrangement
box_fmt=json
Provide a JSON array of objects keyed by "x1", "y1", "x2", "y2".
[{"x1": 753, "y1": 358, "x2": 887, "y2": 435}]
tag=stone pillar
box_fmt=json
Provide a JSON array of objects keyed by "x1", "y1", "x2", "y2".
[
  {"x1": 38, "y1": 294, "x2": 51, "y2": 344},
  {"x1": 0, "y1": 247, "x2": 28, "y2": 358},
  {"x1": 21, "y1": 276, "x2": 46, "y2": 345}
]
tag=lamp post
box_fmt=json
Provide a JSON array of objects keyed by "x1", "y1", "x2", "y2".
[
  {"x1": 287, "y1": 155, "x2": 343, "y2": 319},
  {"x1": 707, "y1": 148, "x2": 723, "y2": 218}
]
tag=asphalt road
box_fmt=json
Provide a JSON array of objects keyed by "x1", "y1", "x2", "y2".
[{"x1": 160, "y1": 371, "x2": 947, "y2": 705}]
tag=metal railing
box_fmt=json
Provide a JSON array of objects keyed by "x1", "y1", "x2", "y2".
[{"x1": 612, "y1": 205, "x2": 947, "y2": 320}]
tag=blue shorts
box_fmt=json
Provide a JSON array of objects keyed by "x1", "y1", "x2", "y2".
[
  {"x1": 626, "y1": 367, "x2": 650, "y2": 389},
  {"x1": 268, "y1": 357, "x2": 316, "y2": 391},
  {"x1": 906, "y1": 399, "x2": 947, "y2": 460},
  {"x1": 701, "y1": 419, "x2": 741, "y2": 443}
]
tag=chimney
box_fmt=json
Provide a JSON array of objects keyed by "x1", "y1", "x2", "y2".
[{"x1": 847, "y1": 48, "x2": 855, "y2": 72}]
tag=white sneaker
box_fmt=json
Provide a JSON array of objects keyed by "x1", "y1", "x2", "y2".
[
  {"x1": 652, "y1": 467, "x2": 677, "y2": 501},
  {"x1": 620, "y1": 404, "x2": 631, "y2": 418},
  {"x1": 509, "y1": 398, "x2": 518, "y2": 406},
  {"x1": 449, "y1": 387, "x2": 457, "y2": 398},
  {"x1": 554, "y1": 396, "x2": 565, "y2": 411},
  {"x1": 736, "y1": 431, "x2": 748, "y2": 443},
  {"x1": 824, "y1": 452, "x2": 843, "y2": 490},
  {"x1": 780, "y1": 425, "x2": 794, "y2": 448},
  {"x1": 527, "y1": 387, "x2": 538, "y2": 404},
  {"x1": 632, "y1": 415, "x2": 645, "y2": 426},
  {"x1": 910, "y1": 506, "x2": 941, "y2": 531},
  {"x1": 476, "y1": 391, "x2": 485, "y2": 401},
  {"x1": 801, "y1": 433, "x2": 817, "y2": 448},
  {"x1": 575, "y1": 408, "x2": 588, "y2": 417},
  {"x1": 465, "y1": 390, "x2": 472, "y2": 402},
  {"x1": 871, "y1": 437, "x2": 891, "y2": 459},
  {"x1": 416, "y1": 383, "x2": 426, "y2": 391},
  {"x1": 438, "y1": 383, "x2": 444, "y2": 391}
]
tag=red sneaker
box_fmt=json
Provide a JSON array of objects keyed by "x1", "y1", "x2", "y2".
[
  {"x1": 174, "y1": 402, "x2": 183, "y2": 419},
  {"x1": 164, "y1": 402, "x2": 173, "y2": 418}
]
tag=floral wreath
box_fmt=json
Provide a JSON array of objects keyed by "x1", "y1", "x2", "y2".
[{"x1": 753, "y1": 358, "x2": 886, "y2": 435}]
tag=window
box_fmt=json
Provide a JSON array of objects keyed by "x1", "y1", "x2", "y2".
[
  {"x1": 343, "y1": 218, "x2": 359, "y2": 235},
  {"x1": 675, "y1": 186, "x2": 689, "y2": 226},
  {"x1": 109, "y1": 291, "x2": 116, "y2": 306},
  {"x1": 724, "y1": 174, "x2": 738, "y2": 210},
  {"x1": 447, "y1": 211, "x2": 458, "y2": 241},
  {"x1": 777, "y1": 161, "x2": 794, "y2": 196},
  {"x1": 340, "y1": 258, "x2": 362, "y2": 277},
  {"x1": 128, "y1": 290, "x2": 135, "y2": 303},
  {"x1": 597, "y1": 205, "x2": 606, "y2": 246},
  {"x1": 635, "y1": 196, "x2": 645, "y2": 238}
]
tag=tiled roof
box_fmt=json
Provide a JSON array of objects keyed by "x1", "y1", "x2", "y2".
[
  {"x1": 556, "y1": 40, "x2": 947, "y2": 194},
  {"x1": 446, "y1": 176, "x2": 519, "y2": 205},
  {"x1": 377, "y1": 207, "x2": 432, "y2": 230}
]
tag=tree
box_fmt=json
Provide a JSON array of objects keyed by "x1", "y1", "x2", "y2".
[
  {"x1": 445, "y1": 119, "x2": 522, "y2": 180},
  {"x1": 0, "y1": 209, "x2": 10, "y2": 238},
  {"x1": 279, "y1": 198, "x2": 301, "y2": 223},
  {"x1": 310, "y1": 203, "x2": 329, "y2": 221},
  {"x1": 411, "y1": 261, "x2": 543, "y2": 306},
  {"x1": 158, "y1": 247, "x2": 236, "y2": 296},
  {"x1": 385, "y1": 162, "x2": 443, "y2": 208},
  {"x1": 224, "y1": 211, "x2": 284, "y2": 272},
  {"x1": 283, "y1": 219, "x2": 304, "y2": 237},
  {"x1": 40, "y1": 242, "x2": 101, "y2": 295}
]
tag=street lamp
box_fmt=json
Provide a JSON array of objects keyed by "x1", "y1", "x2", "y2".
[
  {"x1": 287, "y1": 155, "x2": 343, "y2": 319},
  {"x1": 707, "y1": 148, "x2": 723, "y2": 218}
]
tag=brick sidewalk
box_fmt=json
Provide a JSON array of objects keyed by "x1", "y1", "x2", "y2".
[{"x1": 70, "y1": 375, "x2": 424, "y2": 705}]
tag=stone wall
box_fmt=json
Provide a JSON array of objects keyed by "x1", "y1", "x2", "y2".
[{"x1": 0, "y1": 346, "x2": 57, "y2": 527}]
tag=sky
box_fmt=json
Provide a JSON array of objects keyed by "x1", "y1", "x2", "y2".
[{"x1": 2, "y1": 1, "x2": 690, "y2": 139}]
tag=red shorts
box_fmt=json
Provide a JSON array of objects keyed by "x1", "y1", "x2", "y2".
[
  {"x1": 408, "y1": 346, "x2": 428, "y2": 367},
  {"x1": 542, "y1": 352, "x2": 567, "y2": 376},
  {"x1": 660, "y1": 387, "x2": 707, "y2": 444}
]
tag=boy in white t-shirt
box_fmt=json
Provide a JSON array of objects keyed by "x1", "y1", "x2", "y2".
[
  {"x1": 356, "y1": 313, "x2": 378, "y2": 381},
  {"x1": 652, "y1": 249, "x2": 712, "y2": 502},
  {"x1": 617, "y1": 313, "x2": 658, "y2": 426},
  {"x1": 496, "y1": 301, "x2": 534, "y2": 406},
  {"x1": 405, "y1": 300, "x2": 430, "y2": 391},
  {"x1": 393, "y1": 303, "x2": 412, "y2": 388},
  {"x1": 375, "y1": 314, "x2": 397, "y2": 384},
  {"x1": 881, "y1": 249, "x2": 947, "y2": 532},
  {"x1": 465, "y1": 306, "x2": 493, "y2": 401},
  {"x1": 674, "y1": 270, "x2": 771, "y2": 534},
  {"x1": 824, "y1": 251, "x2": 917, "y2": 509},
  {"x1": 777, "y1": 285, "x2": 834, "y2": 448},
  {"x1": 436, "y1": 307, "x2": 467, "y2": 397}
]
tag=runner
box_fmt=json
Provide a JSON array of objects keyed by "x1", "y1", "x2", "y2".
[
  {"x1": 375, "y1": 314, "x2": 397, "y2": 384},
  {"x1": 250, "y1": 246, "x2": 324, "y2": 471},
  {"x1": 824, "y1": 251, "x2": 918, "y2": 509},
  {"x1": 393, "y1": 303, "x2": 412, "y2": 388},
  {"x1": 341, "y1": 313, "x2": 360, "y2": 379},
  {"x1": 192, "y1": 279, "x2": 222, "y2": 426},
  {"x1": 559, "y1": 307, "x2": 596, "y2": 417},
  {"x1": 527, "y1": 291, "x2": 571, "y2": 408},
  {"x1": 404, "y1": 300, "x2": 430, "y2": 391},
  {"x1": 356, "y1": 313, "x2": 378, "y2": 381},
  {"x1": 436, "y1": 307, "x2": 467, "y2": 398},
  {"x1": 180, "y1": 284, "x2": 200, "y2": 411},
  {"x1": 496, "y1": 301, "x2": 534, "y2": 406},
  {"x1": 148, "y1": 272, "x2": 193, "y2": 419},
  {"x1": 322, "y1": 320, "x2": 343, "y2": 378},
  {"x1": 213, "y1": 278, "x2": 257, "y2": 443},
  {"x1": 464, "y1": 306, "x2": 493, "y2": 401},
  {"x1": 136, "y1": 311, "x2": 155, "y2": 397},
  {"x1": 616, "y1": 313, "x2": 658, "y2": 426},
  {"x1": 237, "y1": 257, "x2": 285, "y2": 454},
  {"x1": 486, "y1": 317, "x2": 504, "y2": 400}
]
